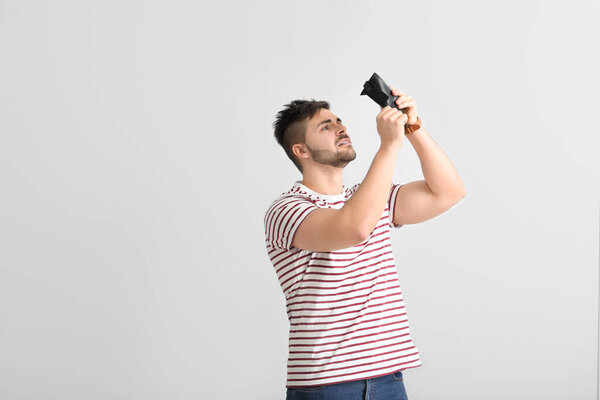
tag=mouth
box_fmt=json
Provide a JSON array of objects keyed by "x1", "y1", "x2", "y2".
[{"x1": 338, "y1": 140, "x2": 352, "y2": 146}]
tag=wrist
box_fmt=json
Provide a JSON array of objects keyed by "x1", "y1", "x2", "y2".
[
  {"x1": 404, "y1": 116, "x2": 422, "y2": 134},
  {"x1": 378, "y1": 143, "x2": 401, "y2": 155}
]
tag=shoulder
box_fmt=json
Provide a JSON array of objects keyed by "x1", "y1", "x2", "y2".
[{"x1": 264, "y1": 193, "x2": 317, "y2": 221}]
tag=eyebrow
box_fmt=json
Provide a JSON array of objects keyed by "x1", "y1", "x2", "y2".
[{"x1": 316, "y1": 117, "x2": 342, "y2": 129}]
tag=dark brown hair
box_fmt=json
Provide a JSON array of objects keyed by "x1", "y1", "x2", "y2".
[{"x1": 272, "y1": 99, "x2": 330, "y2": 173}]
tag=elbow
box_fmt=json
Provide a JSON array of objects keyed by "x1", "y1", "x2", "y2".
[
  {"x1": 442, "y1": 189, "x2": 466, "y2": 207},
  {"x1": 451, "y1": 191, "x2": 466, "y2": 205},
  {"x1": 341, "y1": 208, "x2": 371, "y2": 244},
  {"x1": 355, "y1": 226, "x2": 371, "y2": 244},
  {"x1": 452, "y1": 185, "x2": 466, "y2": 202},
  {"x1": 453, "y1": 192, "x2": 466, "y2": 207}
]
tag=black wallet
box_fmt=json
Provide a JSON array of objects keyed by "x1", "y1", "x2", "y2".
[{"x1": 360, "y1": 72, "x2": 400, "y2": 109}]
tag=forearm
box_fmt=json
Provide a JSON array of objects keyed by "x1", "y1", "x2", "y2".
[
  {"x1": 406, "y1": 126, "x2": 465, "y2": 199},
  {"x1": 343, "y1": 145, "x2": 400, "y2": 237}
]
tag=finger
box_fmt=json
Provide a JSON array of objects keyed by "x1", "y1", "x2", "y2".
[
  {"x1": 378, "y1": 106, "x2": 393, "y2": 118},
  {"x1": 397, "y1": 99, "x2": 416, "y2": 109},
  {"x1": 389, "y1": 111, "x2": 402, "y2": 122},
  {"x1": 392, "y1": 113, "x2": 408, "y2": 124},
  {"x1": 395, "y1": 95, "x2": 412, "y2": 106},
  {"x1": 391, "y1": 87, "x2": 405, "y2": 96},
  {"x1": 389, "y1": 109, "x2": 406, "y2": 122},
  {"x1": 382, "y1": 106, "x2": 400, "y2": 118},
  {"x1": 379, "y1": 105, "x2": 391, "y2": 114}
]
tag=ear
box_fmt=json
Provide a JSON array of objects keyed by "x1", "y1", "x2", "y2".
[{"x1": 292, "y1": 143, "x2": 309, "y2": 160}]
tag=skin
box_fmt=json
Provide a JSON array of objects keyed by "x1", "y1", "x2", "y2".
[{"x1": 292, "y1": 87, "x2": 417, "y2": 196}]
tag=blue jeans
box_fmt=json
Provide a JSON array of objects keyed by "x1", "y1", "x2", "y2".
[{"x1": 286, "y1": 370, "x2": 409, "y2": 400}]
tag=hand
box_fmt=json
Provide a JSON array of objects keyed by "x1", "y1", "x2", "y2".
[
  {"x1": 376, "y1": 106, "x2": 408, "y2": 149},
  {"x1": 390, "y1": 86, "x2": 419, "y2": 125}
]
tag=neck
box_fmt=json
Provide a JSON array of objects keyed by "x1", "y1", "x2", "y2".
[{"x1": 300, "y1": 169, "x2": 344, "y2": 196}]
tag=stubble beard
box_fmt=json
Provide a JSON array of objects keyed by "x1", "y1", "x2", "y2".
[{"x1": 306, "y1": 144, "x2": 357, "y2": 168}]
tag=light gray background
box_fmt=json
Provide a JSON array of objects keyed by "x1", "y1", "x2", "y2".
[{"x1": 0, "y1": 1, "x2": 598, "y2": 399}]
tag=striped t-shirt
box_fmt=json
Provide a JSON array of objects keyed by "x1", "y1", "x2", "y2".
[{"x1": 263, "y1": 180, "x2": 422, "y2": 387}]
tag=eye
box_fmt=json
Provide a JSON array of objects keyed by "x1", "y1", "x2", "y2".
[{"x1": 321, "y1": 125, "x2": 329, "y2": 131}]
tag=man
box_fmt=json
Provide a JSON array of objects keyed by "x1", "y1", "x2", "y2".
[{"x1": 264, "y1": 87, "x2": 466, "y2": 399}]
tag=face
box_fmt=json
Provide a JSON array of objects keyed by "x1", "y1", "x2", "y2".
[{"x1": 297, "y1": 108, "x2": 356, "y2": 168}]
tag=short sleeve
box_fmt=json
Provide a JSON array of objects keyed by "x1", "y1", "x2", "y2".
[
  {"x1": 388, "y1": 183, "x2": 404, "y2": 228},
  {"x1": 349, "y1": 182, "x2": 404, "y2": 228},
  {"x1": 264, "y1": 196, "x2": 318, "y2": 251}
]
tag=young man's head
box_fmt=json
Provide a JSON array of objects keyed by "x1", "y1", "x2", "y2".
[{"x1": 272, "y1": 99, "x2": 356, "y2": 174}]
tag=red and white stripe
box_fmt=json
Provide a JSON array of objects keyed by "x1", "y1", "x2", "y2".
[{"x1": 264, "y1": 181, "x2": 421, "y2": 387}]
